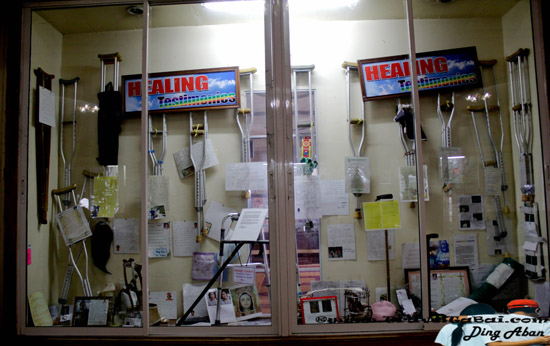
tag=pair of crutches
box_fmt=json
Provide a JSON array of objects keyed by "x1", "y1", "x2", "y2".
[
  {"x1": 190, "y1": 112, "x2": 208, "y2": 242},
  {"x1": 507, "y1": 48, "x2": 546, "y2": 280},
  {"x1": 467, "y1": 59, "x2": 508, "y2": 241},
  {"x1": 236, "y1": 67, "x2": 257, "y2": 199},
  {"x1": 56, "y1": 76, "x2": 93, "y2": 304},
  {"x1": 343, "y1": 62, "x2": 366, "y2": 219},
  {"x1": 53, "y1": 185, "x2": 93, "y2": 304},
  {"x1": 396, "y1": 99, "x2": 416, "y2": 166}
]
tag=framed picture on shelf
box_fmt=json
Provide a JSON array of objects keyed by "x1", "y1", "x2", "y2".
[
  {"x1": 300, "y1": 296, "x2": 339, "y2": 324},
  {"x1": 72, "y1": 297, "x2": 112, "y2": 327},
  {"x1": 405, "y1": 267, "x2": 471, "y2": 310}
]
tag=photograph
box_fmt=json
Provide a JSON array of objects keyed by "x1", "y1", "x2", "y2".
[{"x1": 230, "y1": 285, "x2": 262, "y2": 320}]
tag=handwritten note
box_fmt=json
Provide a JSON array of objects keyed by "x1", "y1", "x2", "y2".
[
  {"x1": 321, "y1": 180, "x2": 349, "y2": 216},
  {"x1": 148, "y1": 221, "x2": 171, "y2": 258},
  {"x1": 326, "y1": 224, "x2": 356, "y2": 260},
  {"x1": 173, "y1": 220, "x2": 200, "y2": 257},
  {"x1": 225, "y1": 162, "x2": 268, "y2": 191},
  {"x1": 39, "y1": 86, "x2": 56, "y2": 127},
  {"x1": 113, "y1": 218, "x2": 140, "y2": 254},
  {"x1": 231, "y1": 208, "x2": 268, "y2": 242},
  {"x1": 294, "y1": 175, "x2": 321, "y2": 220}
]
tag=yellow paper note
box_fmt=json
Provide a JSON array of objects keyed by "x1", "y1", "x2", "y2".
[
  {"x1": 363, "y1": 200, "x2": 401, "y2": 230},
  {"x1": 93, "y1": 176, "x2": 118, "y2": 218},
  {"x1": 28, "y1": 291, "x2": 53, "y2": 326},
  {"x1": 380, "y1": 200, "x2": 401, "y2": 229},
  {"x1": 363, "y1": 202, "x2": 382, "y2": 230}
]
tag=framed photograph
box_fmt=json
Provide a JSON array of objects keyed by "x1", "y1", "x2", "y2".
[
  {"x1": 72, "y1": 297, "x2": 112, "y2": 327},
  {"x1": 230, "y1": 285, "x2": 262, "y2": 321},
  {"x1": 405, "y1": 267, "x2": 471, "y2": 310},
  {"x1": 300, "y1": 296, "x2": 340, "y2": 324}
]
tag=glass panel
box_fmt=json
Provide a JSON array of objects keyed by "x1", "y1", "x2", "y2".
[
  {"x1": 288, "y1": 0, "x2": 424, "y2": 327},
  {"x1": 27, "y1": 5, "x2": 143, "y2": 328},
  {"x1": 412, "y1": 0, "x2": 548, "y2": 317},
  {"x1": 147, "y1": 1, "x2": 272, "y2": 329}
]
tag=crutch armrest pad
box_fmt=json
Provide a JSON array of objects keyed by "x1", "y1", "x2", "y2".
[
  {"x1": 59, "y1": 77, "x2": 80, "y2": 85},
  {"x1": 479, "y1": 59, "x2": 497, "y2": 67},
  {"x1": 52, "y1": 184, "x2": 78, "y2": 195},
  {"x1": 342, "y1": 61, "x2": 358, "y2": 69},
  {"x1": 98, "y1": 52, "x2": 123, "y2": 63},
  {"x1": 467, "y1": 105, "x2": 499, "y2": 112},
  {"x1": 239, "y1": 67, "x2": 257, "y2": 74},
  {"x1": 506, "y1": 48, "x2": 530, "y2": 62}
]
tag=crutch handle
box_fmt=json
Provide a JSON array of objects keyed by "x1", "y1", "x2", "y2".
[
  {"x1": 52, "y1": 184, "x2": 77, "y2": 195},
  {"x1": 239, "y1": 67, "x2": 257, "y2": 74},
  {"x1": 59, "y1": 77, "x2": 80, "y2": 85},
  {"x1": 478, "y1": 59, "x2": 497, "y2": 68},
  {"x1": 98, "y1": 52, "x2": 123, "y2": 63},
  {"x1": 342, "y1": 61, "x2": 358, "y2": 69},
  {"x1": 467, "y1": 105, "x2": 500, "y2": 112},
  {"x1": 83, "y1": 169, "x2": 100, "y2": 179},
  {"x1": 512, "y1": 103, "x2": 531, "y2": 112},
  {"x1": 237, "y1": 108, "x2": 251, "y2": 115},
  {"x1": 506, "y1": 48, "x2": 530, "y2": 62},
  {"x1": 350, "y1": 118, "x2": 363, "y2": 125}
]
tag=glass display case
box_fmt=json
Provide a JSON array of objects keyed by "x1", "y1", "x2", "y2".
[{"x1": 15, "y1": 0, "x2": 549, "y2": 339}]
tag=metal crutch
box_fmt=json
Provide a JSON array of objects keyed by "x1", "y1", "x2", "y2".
[
  {"x1": 52, "y1": 184, "x2": 93, "y2": 303},
  {"x1": 190, "y1": 111, "x2": 208, "y2": 242},
  {"x1": 467, "y1": 103, "x2": 507, "y2": 241},
  {"x1": 291, "y1": 65, "x2": 316, "y2": 162},
  {"x1": 59, "y1": 77, "x2": 80, "y2": 207},
  {"x1": 343, "y1": 61, "x2": 366, "y2": 219},
  {"x1": 507, "y1": 48, "x2": 545, "y2": 280},
  {"x1": 437, "y1": 92, "x2": 455, "y2": 192},
  {"x1": 149, "y1": 113, "x2": 167, "y2": 176},
  {"x1": 236, "y1": 67, "x2": 257, "y2": 199}
]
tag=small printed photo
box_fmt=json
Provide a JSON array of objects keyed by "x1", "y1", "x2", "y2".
[
  {"x1": 206, "y1": 290, "x2": 217, "y2": 306},
  {"x1": 328, "y1": 246, "x2": 343, "y2": 259},
  {"x1": 459, "y1": 205, "x2": 469, "y2": 213},
  {"x1": 471, "y1": 195, "x2": 482, "y2": 203},
  {"x1": 220, "y1": 289, "x2": 232, "y2": 305},
  {"x1": 310, "y1": 301, "x2": 320, "y2": 313},
  {"x1": 473, "y1": 213, "x2": 483, "y2": 221},
  {"x1": 460, "y1": 220, "x2": 471, "y2": 228}
]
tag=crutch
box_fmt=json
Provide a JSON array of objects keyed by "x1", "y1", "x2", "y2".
[
  {"x1": 236, "y1": 67, "x2": 257, "y2": 199},
  {"x1": 98, "y1": 52, "x2": 122, "y2": 92},
  {"x1": 395, "y1": 99, "x2": 416, "y2": 167},
  {"x1": 59, "y1": 77, "x2": 80, "y2": 207},
  {"x1": 52, "y1": 184, "x2": 93, "y2": 304},
  {"x1": 467, "y1": 59, "x2": 508, "y2": 241},
  {"x1": 507, "y1": 48, "x2": 546, "y2": 280},
  {"x1": 190, "y1": 111, "x2": 208, "y2": 242},
  {"x1": 291, "y1": 65, "x2": 316, "y2": 162},
  {"x1": 149, "y1": 113, "x2": 167, "y2": 176},
  {"x1": 437, "y1": 92, "x2": 455, "y2": 192},
  {"x1": 343, "y1": 62, "x2": 366, "y2": 219}
]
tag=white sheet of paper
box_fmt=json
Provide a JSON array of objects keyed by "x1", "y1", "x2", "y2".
[
  {"x1": 173, "y1": 220, "x2": 200, "y2": 257},
  {"x1": 453, "y1": 233, "x2": 478, "y2": 266},
  {"x1": 173, "y1": 139, "x2": 219, "y2": 179},
  {"x1": 149, "y1": 291, "x2": 178, "y2": 320},
  {"x1": 205, "y1": 288, "x2": 236, "y2": 324},
  {"x1": 148, "y1": 175, "x2": 170, "y2": 210},
  {"x1": 148, "y1": 221, "x2": 171, "y2": 258},
  {"x1": 205, "y1": 201, "x2": 238, "y2": 242},
  {"x1": 232, "y1": 266, "x2": 256, "y2": 285},
  {"x1": 113, "y1": 218, "x2": 140, "y2": 254},
  {"x1": 436, "y1": 297, "x2": 477, "y2": 316},
  {"x1": 367, "y1": 229, "x2": 394, "y2": 261},
  {"x1": 225, "y1": 162, "x2": 268, "y2": 191},
  {"x1": 535, "y1": 281, "x2": 550, "y2": 317},
  {"x1": 458, "y1": 195, "x2": 485, "y2": 230},
  {"x1": 484, "y1": 167, "x2": 501, "y2": 196},
  {"x1": 183, "y1": 284, "x2": 208, "y2": 318},
  {"x1": 294, "y1": 175, "x2": 321, "y2": 220},
  {"x1": 28, "y1": 291, "x2": 53, "y2": 326},
  {"x1": 326, "y1": 224, "x2": 356, "y2": 260},
  {"x1": 469, "y1": 264, "x2": 495, "y2": 290},
  {"x1": 39, "y1": 86, "x2": 56, "y2": 127},
  {"x1": 230, "y1": 208, "x2": 268, "y2": 242},
  {"x1": 320, "y1": 180, "x2": 349, "y2": 216},
  {"x1": 401, "y1": 242, "x2": 420, "y2": 269}
]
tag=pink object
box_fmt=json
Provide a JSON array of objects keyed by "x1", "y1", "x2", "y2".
[{"x1": 371, "y1": 301, "x2": 396, "y2": 321}]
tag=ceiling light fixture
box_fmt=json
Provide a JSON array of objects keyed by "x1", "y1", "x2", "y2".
[{"x1": 127, "y1": 5, "x2": 144, "y2": 15}]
